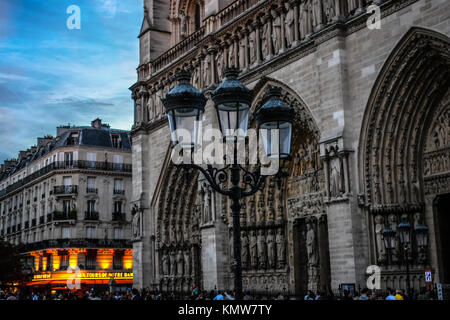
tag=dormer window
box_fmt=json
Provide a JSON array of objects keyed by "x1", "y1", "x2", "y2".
[
  {"x1": 67, "y1": 132, "x2": 79, "y2": 146},
  {"x1": 111, "y1": 134, "x2": 122, "y2": 149}
]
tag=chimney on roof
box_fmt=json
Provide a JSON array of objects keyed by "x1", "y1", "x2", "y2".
[
  {"x1": 92, "y1": 118, "x2": 102, "y2": 129},
  {"x1": 57, "y1": 125, "x2": 71, "y2": 137},
  {"x1": 18, "y1": 151, "x2": 27, "y2": 160},
  {"x1": 37, "y1": 136, "x2": 53, "y2": 147}
]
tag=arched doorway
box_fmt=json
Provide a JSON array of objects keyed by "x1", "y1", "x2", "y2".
[
  {"x1": 216, "y1": 78, "x2": 330, "y2": 297},
  {"x1": 359, "y1": 27, "x2": 450, "y2": 290},
  {"x1": 154, "y1": 164, "x2": 202, "y2": 294}
]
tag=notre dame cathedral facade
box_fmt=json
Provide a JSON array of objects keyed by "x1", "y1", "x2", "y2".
[{"x1": 129, "y1": 0, "x2": 450, "y2": 296}]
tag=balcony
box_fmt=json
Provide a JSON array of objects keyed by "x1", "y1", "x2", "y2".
[
  {"x1": 53, "y1": 185, "x2": 78, "y2": 195},
  {"x1": 112, "y1": 212, "x2": 126, "y2": 222},
  {"x1": 86, "y1": 188, "x2": 98, "y2": 194},
  {"x1": 113, "y1": 189, "x2": 125, "y2": 195},
  {"x1": 19, "y1": 238, "x2": 132, "y2": 253},
  {"x1": 85, "y1": 211, "x2": 99, "y2": 221},
  {"x1": 0, "y1": 161, "x2": 131, "y2": 199},
  {"x1": 53, "y1": 210, "x2": 77, "y2": 221}
]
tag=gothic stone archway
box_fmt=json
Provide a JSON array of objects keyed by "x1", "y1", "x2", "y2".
[
  {"x1": 217, "y1": 77, "x2": 330, "y2": 296},
  {"x1": 359, "y1": 27, "x2": 450, "y2": 290}
]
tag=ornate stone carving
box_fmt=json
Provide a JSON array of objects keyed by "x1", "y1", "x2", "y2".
[
  {"x1": 276, "y1": 227, "x2": 286, "y2": 269},
  {"x1": 267, "y1": 228, "x2": 276, "y2": 269},
  {"x1": 374, "y1": 214, "x2": 386, "y2": 264},
  {"x1": 249, "y1": 229, "x2": 258, "y2": 269},
  {"x1": 312, "y1": 0, "x2": 324, "y2": 30},
  {"x1": 241, "y1": 230, "x2": 249, "y2": 270},
  {"x1": 271, "y1": 10, "x2": 282, "y2": 54},
  {"x1": 131, "y1": 203, "x2": 142, "y2": 240},
  {"x1": 299, "y1": 0, "x2": 313, "y2": 40},
  {"x1": 285, "y1": 3, "x2": 295, "y2": 48}
]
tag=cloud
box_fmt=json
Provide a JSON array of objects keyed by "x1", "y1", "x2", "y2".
[{"x1": 97, "y1": 0, "x2": 118, "y2": 18}]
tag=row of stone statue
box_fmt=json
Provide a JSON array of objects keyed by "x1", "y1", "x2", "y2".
[
  {"x1": 239, "y1": 227, "x2": 286, "y2": 270},
  {"x1": 373, "y1": 212, "x2": 428, "y2": 265},
  {"x1": 159, "y1": 246, "x2": 197, "y2": 277}
]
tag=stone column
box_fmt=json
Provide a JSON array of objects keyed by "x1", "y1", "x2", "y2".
[{"x1": 200, "y1": 206, "x2": 229, "y2": 291}]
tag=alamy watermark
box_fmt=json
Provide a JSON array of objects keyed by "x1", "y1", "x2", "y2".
[
  {"x1": 367, "y1": 5, "x2": 381, "y2": 30},
  {"x1": 366, "y1": 265, "x2": 381, "y2": 290},
  {"x1": 170, "y1": 127, "x2": 282, "y2": 176},
  {"x1": 66, "y1": 265, "x2": 81, "y2": 290},
  {"x1": 66, "y1": 5, "x2": 81, "y2": 30}
]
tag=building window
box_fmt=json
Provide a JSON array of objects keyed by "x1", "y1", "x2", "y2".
[
  {"x1": 114, "y1": 201, "x2": 122, "y2": 214},
  {"x1": 60, "y1": 254, "x2": 69, "y2": 270},
  {"x1": 64, "y1": 152, "x2": 74, "y2": 166},
  {"x1": 113, "y1": 251, "x2": 123, "y2": 270},
  {"x1": 87, "y1": 200, "x2": 95, "y2": 214},
  {"x1": 62, "y1": 226, "x2": 70, "y2": 239},
  {"x1": 86, "y1": 226, "x2": 94, "y2": 239},
  {"x1": 114, "y1": 227, "x2": 121, "y2": 240},
  {"x1": 111, "y1": 134, "x2": 122, "y2": 148},
  {"x1": 86, "y1": 250, "x2": 96, "y2": 270},
  {"x1": 113, "y1": 155, "x2": 123, "y2": 171},
  {"x1": 114, "y1": 179, "x2": 123, "y2": 194},
  {"x1": 87, "y1": 152, "x2": 97, "y2": 168},
  {"x1": 63, "y1": 200, "x2": 71, "y2": 214},
  {"x1": 87, "y1": 177, "x2": 96, "y2": 193}
]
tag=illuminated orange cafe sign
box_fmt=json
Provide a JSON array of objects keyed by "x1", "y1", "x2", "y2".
[{"x1": 32, "y1": 271, "x2": 133, "y2": 281}]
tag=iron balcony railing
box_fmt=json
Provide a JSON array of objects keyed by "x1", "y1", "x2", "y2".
[
  {"x1": 19, "y1": 238, "x2": 132, "y2": 253},
  {"x1": 53, "y1": 185, "x2": 78, "y2": 195},
  {"x1": 53, "y1": 211, "x2": 77, "y2": 221},
  {"x1": 85, "y1": 211, "x2": 99, "y2": 221},
  {"x1": 0, "y1": 160, "x2": 131, "y2": 199},
  {"x1": 112, "y1": 212, "x2": 126, "y2": 222},
  {"x1": 113, "y1": 189, "x2": 125, "y2": 195},
  {"x1": 86, "y1": 188, "x2": 98, "y2": 194}
]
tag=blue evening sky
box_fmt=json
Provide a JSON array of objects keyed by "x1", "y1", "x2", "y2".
[{"x1": 0, "y1": 0, "x2": 143, "y2": 163}]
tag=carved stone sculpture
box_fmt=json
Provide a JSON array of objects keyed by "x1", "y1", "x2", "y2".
[
  {"x1": 261, "y1": 22, "x2": 270, "y2": 58},
  {"x1": 184, "y1": 248, "x2": 191, "y2": 276},
  {"x1": 272, "y1": 11, "x2": 282, "y2": 54},
  {"x1": 203, "y1": 54, "x2": 211, "y2": 86},
  {"x1": 299, "y1": 0, "x2": 313, "y2": 39},
  {"x1": 162, "y1": 250, "x2": 169, "y2": 276},
  {"x1": 169, "y1": 250, "x2": 176, "y2": 276},
  {"x1": 285, "y1": 3, "x2": 295, "y2": 47},
  {"x1": 306, "y1": 220, "x2": 318, "y2": 266},
  {"x1": 257, "y1": 229, "x2": 267, "y2": 269},
  {"x1": 276, "y1": 228, "x2": 286, "y2": 268},
  {"x1": 239, "y1": 36, "x2": 246, "y2": 69},
  {"x1": 249, "y1": 230, "x2": 258, "y2": 269},
  {"x1": 267, "y1": 229, "x2": 276, "y2": 269},
  {"x1": 241, "y1": 231, "x2": 249, "y2": 269},
  {"x1": 374, "y1": 214, "x2": 386, "y2": 263},
  {"x1": 347, "y1": 0, "x2": 358, "y2": 14},
  {"x1": 248, "y1": 29, "x2": 257, "y2": 65},
  {"x1": 177, "y1": 249, "x2": 184, "y2": 276},
  {"x1": 312, "y1": 0, "x2": 324, "y2": 30},
  {"x1": 388, "y1": 214, "x2": 399, "y2": 263}
]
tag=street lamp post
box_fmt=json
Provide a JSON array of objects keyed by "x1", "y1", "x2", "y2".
[
  {"x1": 397, "y1": 220, "x2": 412, "y2": 297},
  {"x1": 162, "y1": 69, "x2": 294, "y2": 299}
]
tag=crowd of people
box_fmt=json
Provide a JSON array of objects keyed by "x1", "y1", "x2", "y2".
[{"x1": 0, "y1": 286, "x2": 438, "y2": 301}]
